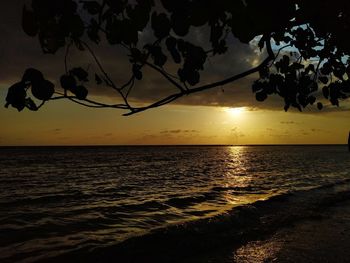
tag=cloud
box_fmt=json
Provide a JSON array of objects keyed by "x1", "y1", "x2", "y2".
[
  {"x1": 160, "y1": 129, "x2": 199, "y2": 134},
  {"x1": 231, "y1": 127, "x2": 245, "y2": 138},
  {"x1": 280, "y1": 121, "x2": 296, "y2": 124},
  {"x1": 310, "y1": 128, "x2": 329, "y2": 133},
  {"x1": 1, "y1": 1, "x2": 349, "y2": 114}
]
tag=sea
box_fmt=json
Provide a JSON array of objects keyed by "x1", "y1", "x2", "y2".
[{"x1": 0, "y1": 145, "x2": 349, "y2": 262}]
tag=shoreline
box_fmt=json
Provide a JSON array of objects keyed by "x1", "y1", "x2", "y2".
[
  {"x1": 38, "y1": 180, "x2": 350, "y2": 263},
  {"x1": 234, "y1": 199, "x2": 350, "y2": 262}
]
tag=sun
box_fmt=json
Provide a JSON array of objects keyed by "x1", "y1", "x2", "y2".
[{"x1": 225, "y1": 107, "x2": 246, "y2": 117}]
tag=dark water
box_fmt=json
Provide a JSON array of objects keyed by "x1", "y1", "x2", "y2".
[{"x1": 0, "y1": 145, "x2": 349, "y2": 262}]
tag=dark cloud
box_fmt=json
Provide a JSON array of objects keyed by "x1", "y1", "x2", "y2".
[
  {"x1": 160, "y1": 129, "x2": 199, "y2": 134},
  {"x1": 1, "y1": 1, "x2": 349, "y2": 114},
  {"x1": 52, "y1": 128, "x2": 62, "y2": 133},
  {"x1": 280, "y1": 121, "x2": 296, "y2": 124}
]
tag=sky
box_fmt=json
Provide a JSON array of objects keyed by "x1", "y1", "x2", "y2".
[{"x1": 0, "y1": 0, "x2": 349, "y2": 146}]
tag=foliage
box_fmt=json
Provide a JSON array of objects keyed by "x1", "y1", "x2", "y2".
[{"x1": 5, "y1": 0, "x2": 350, "y2": 114}]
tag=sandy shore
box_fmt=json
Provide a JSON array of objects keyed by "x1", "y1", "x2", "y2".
[
  {"x1": 234, "y1": 199, "x2": 350, "y2": 263},
  {"x1": 41, "y1": 183, "x2": 350, "y2": 263}
]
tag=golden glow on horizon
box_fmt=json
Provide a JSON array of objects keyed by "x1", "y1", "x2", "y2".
[
  {"x1": 0, "y1": 95, "x2": 349, "y2": 146},
  {"x1": 224, "y1": 107, "x2": 247, "y2": 118}
]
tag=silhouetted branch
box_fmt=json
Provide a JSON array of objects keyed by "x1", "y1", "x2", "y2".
[
  {"x1": 124, "y1": 38, "x2": 275, "y2": 116},
  {"x1": 145, "y1": 62, "x2": 186, "y2": 92}
]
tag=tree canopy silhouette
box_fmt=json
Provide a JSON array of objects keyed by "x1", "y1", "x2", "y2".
[{"x1": 5, "y1": 0, "x2": 350, "y2": 115}]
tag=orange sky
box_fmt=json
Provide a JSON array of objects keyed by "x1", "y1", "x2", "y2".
[
  {"x1": 0, "y1": 1, "x2": 349, "y2": 146},
  {"x1": 1, "y1": 91, "x2": 349, "y2": 146}
]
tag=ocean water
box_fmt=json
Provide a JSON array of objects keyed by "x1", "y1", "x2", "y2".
[{"x1": 0, "y1": 145, "x2": 349, "y2": 262}]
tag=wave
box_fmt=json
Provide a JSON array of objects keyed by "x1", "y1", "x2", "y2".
[{"x1": 37, "y1": 179, "x2": 350, "y2": 263}]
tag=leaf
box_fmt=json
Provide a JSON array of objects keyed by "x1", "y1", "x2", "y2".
[
  {"x1": 132, "y1": 64, "x2": 143, "y2": 80},
  {"x1": 73, "y1": 85, "x2": 88, "y2": 100},
  {"x1": 252, "y1": 81, "x2": 263, "y2": 92},
  {"x1": 187, "y1": 70, "x2": 200, "y2": 86},
  {"x1": 5, "y1": 82, "x2": 27, "y2": 111},
  {"x1": 259, "y1": 67, "x2": 269, "y2": 79},
  {"x1": 320, "y1": 62, "x2": 332, "y2": 75},
  {"x1": 307, "y1": 95, "x2": 316, "y2": 105},
  {"x1": 60, "y1": 75, "x2": 77, "y2": 91},
  {"x1": 255, "y1": 91, "x2": 268, "y2": 102},
  {"x1": 284, "y1": 103, "x2": 290, "y2": 112},
  {"x1": 330, "y1": 98, "x2": 339, "y2": 106},
  {"x1": 68, "y1": 15, "x2": 85, "y2": 39},
  {"x1": 151, "y1": 12, "x2": 171, "y2": 39},
  {"x1": 22, "y1": 6, "x2": 37, "y2": 37},
  {"x1": 322, "y1": 86, "x2": 329, "y2": 99},
  {"x1": 31, "y1": 79, "x2": 55, "y2": 101},
  {"x1": 171, "y1": 13, "x2": 190, "y2": 36},
  {"x1": 95, "y1": 74, "x2": 102, "y2": 85},
  {"x1": 145, "y1": 45, "x2": 167, "y2": 67},
  {"x1": 25, "y1": 98, "x2": 38, "y2": 111},
  {"x1": 83, "y1": 1, "x2": 101, "y2": 15},
  {"x1": 258, "y1": 36, "x2": 265, "y2": 51},
  {"x1": 319, "y1": 76, "x2": 328, "y2": 84},
  {"x1": 87, "y1": 18, "x2": 100, "y2": 44},
  {"x1": 166, "y1": 37, "x2": 181, "y2": 63},
  {"x1": 305, "y1": 64, "x2": 315, "y2": 73},
  {"x1": 22, "y1": 68, "x2": 44, "y2": 83},
  {"x1": 70, "y1": 67, "x2": 89, "y2": 81}
]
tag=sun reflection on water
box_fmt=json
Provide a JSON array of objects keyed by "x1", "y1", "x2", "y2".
[{"x1": 219, "y1": 146, "x2": 275, "y2": 207}]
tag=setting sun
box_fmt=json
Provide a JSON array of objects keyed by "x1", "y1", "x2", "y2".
[{"x1": 225, "y1": 107, "x2": 247, "y2": 117}]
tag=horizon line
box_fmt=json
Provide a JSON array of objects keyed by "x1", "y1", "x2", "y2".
[{"x1": 0, "y1": 144, "x2": 347, "y2": 147}]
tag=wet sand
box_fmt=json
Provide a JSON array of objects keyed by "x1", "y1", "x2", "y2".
[
  {"x1": 40, "y1": 183, "x2": 350, "y2": 263},
  {"x1": 234, "y1": 199, "x2": 350, "y2": 263}
]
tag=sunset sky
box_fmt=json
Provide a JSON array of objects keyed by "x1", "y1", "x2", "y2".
[{"x1": 1, "y1": 1, "x2": 349, "y2": 146}]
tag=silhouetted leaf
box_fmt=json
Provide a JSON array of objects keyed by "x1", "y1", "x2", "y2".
[
  {"x1": 256, "y1": 91, "x2": 267, "y2": 102},
  {"x1": 259, "y1": 67, "x2": 269, "y2": 79},
  {"x1": 252, "y1": 81, "x2": 263, "y2": 92},
  {"x1": 31, "y1": 79, "x2": 55, "y2": 100},
  {"x1": 307, "y1": 95, "x2": 316, "y2": 105},
  {"x1": 82, "y1": 1, "x2": 101, "y2": 15},
  {"x1": 60, "y1": 75, "x2": 77, "y2": 91},
  {"x1": 25, "y1": 98, "x2": 38, "y2": 111},
  {"x1": 70, "y1": 15, "x2": 85, "y2": 39},
  {"x1": 22, "y1": 68, "x2": 44, "y2": 83},
  {"x1": 5, "y1": 82, "x2": 26, "y2": 111},
  {"x1": 284, "y1": 103, "x2": 290, "y2": 112},
  {"x1": 73, "y1": 85, "x2": 88, "y2": 100},
  {"x1": 22, "y1": 6, "x2": 37, "y2": 37},
  {"x1": 330, "y1": 98, "x2": 339, "y2": 106},
  {"x1": 305, "y1": 64, "x2": 315, "y2": 73},
  {"x1": 87, "y1": 18, "x2": 100, "y2": 44},
  {"x1": 171, "y1": 13, "x2": 190, "y2": 36},
  {"x1": 187, "y1": 70, "x2": 200, "y2": 86},
  {"x1": 166, "y1": 37, "x2": 181, "y2": 63},
  {"x1": 320, "y1": 62, "x2": 332, "y2": 75},
  {"x1": 319, "y1": 76, "x2": 328, "y2": 84},
  {"x1": 151, "y1": 12, "x2": 171, "y2": 39},
  {"x1": 145, "y1": 45, "x2": 167, "y2": 67},
  {"x1": 132, "y1": 64, "x2": 143, "y2": 80},
  {"x1": 70, "y1": 67, "x2": 88, "y2": 81},
  {"x1": 95, "y1": 74, "x2": 102, "y2": 85}
]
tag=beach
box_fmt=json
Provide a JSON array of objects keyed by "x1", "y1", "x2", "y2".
[
  {"x1": 44, "y1": 180, "x2": 350, "y2": 263},
  {"x1": 1, "y1": 146, "x2": 349, "y2": 263},
  {"x1": 234, "y1": 199, "x2": 350, "y2": 263}
]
